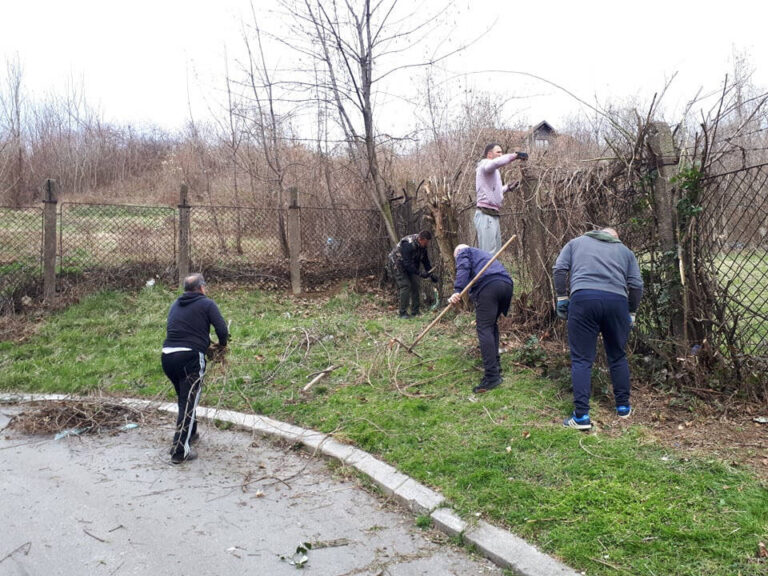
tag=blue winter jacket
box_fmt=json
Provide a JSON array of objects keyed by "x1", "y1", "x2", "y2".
[{"x1": 453, "y1": 247, "x2": 513, "y2": 301}]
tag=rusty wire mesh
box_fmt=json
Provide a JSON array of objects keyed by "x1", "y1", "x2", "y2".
[
  {"x1": 189, "y1": 206, "x2": 288, "y2": 283},
  {"x1": 300, "y1": 207, "x2": 390, "y2": 281},
  {"x1": 0, "y1": 206, "x2": 43, "y2": 313},
  {"x1": 60, "y1": 203, "x2": 176, "y2": 281}
]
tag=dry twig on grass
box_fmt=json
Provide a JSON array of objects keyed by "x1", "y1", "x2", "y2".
[{"x1": 302, "y1": 365, "x2": 340, "y2": 393}]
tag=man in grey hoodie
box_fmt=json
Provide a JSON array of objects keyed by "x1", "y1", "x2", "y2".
[
  {"x1": 553, "y1": 227, "x2": 643, "y2": 430},
  {"x1": 162, "y1": 273, "x2": 228, "y2": 463}
]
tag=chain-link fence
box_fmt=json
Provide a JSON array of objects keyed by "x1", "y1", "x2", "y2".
[
  {"x1": 4, "y1": 173, "x2": 765, "y2": 397},
  {"x1": 60, "y1": 203, "x2": 177, "y2": 284},
  {"x1": 54, "y1": 203, "x2": 390, "y2": 291},
  {"x1": 0, "y1": 206, "x2": 43, "y2": 313},
  {"x1": 300, "y1": 207, "x2": 390, "y2": 282},
  {"x1": 189, "y1": 206, "x2": 289, "y2": 283},
  {"x1": 695, "y1": 162, "x2": 768, "y2": 375}
]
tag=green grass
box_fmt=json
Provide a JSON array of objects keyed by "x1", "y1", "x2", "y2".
[{"x1": 1, "y1": 284, "x2": 767, "y2": 576}]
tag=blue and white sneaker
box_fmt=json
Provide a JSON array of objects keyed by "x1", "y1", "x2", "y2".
[
  {"x1": 563, "y1": 412, "x2": 592, "y2": 430},
  {"x1": 616, "y1": 405, "x2": 632, "y2": 418}
]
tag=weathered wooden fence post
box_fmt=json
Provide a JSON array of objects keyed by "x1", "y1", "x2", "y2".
[
  {"x1": 647, "y1": 122, "x2": 684, "y2": 340},
  {"x1": 42, "y1": 179, "x2": 58, "y2": 304},
  {"x1": 177, "y1": 184, "x2": 191, "y2": 287},
  {"x1": 287, "y1": 187, "x2": 302, "y2": 295}
]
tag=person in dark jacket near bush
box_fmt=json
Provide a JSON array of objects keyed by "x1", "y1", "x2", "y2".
[
  {"x1": 388, "y1": 230, "x2": 438, "y2": 318},
  {"x1": 162, "y1": 273, "x2": 228, "y2": 464},
  {"x1": 553, "y1": 227, "x2": 643, "y2": 430},
  {"x1": 448, "y1": 244, "x2": 514, "y2": 393}
]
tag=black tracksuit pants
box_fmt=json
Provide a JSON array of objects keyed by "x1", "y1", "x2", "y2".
[
  {"x1": 475, "y1": 280, "x2": 513, "y2": 383},
  {"x1": 161, "y1": 350, "x2": 205, "y2": 458}
]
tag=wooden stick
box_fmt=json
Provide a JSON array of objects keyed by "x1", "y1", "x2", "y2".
[
  {"x1": 389, "y1": 337, "x2": 423, "y2": 359},
  {"x1": 302, "y1": 365, "x2": 339, "y2": 392},
  {"x1": 405, "y1": 235, "x2": 517, "y2": 352}
]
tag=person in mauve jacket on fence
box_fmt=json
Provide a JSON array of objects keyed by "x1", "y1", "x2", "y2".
[{"x1": 475, "y1": 143, "x2": 527, "y2": 254}]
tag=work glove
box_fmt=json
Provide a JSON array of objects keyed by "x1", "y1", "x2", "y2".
[
  {"x1": 629, "y1": 313, "x2": 636, "y2": 328},
  {"x1": 430, "y1": 274, "x2": 439, "y2": 283},
  {"x1": 515, "y1": 151, "x2": 529, "y2": 160},
  {"x1": 556, "y1": 298, "x2": 569, "y2": 320},
  {"x1": 420, "y1": 271, "x2": 430, "y2": 279},
  {"x1": 448, "y1": 292, "x2": 462, "y2": 306}
]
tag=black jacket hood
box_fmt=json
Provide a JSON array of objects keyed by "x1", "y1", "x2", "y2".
[{"x1": 178, "y1": 291, "x2": 207, "y2": 306}]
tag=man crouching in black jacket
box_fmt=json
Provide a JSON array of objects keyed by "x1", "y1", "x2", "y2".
[
  {"x1": 162, "y1": 273, "x2": 228, "y2": 464},
  {"x1": 388, "y1": 230, "x2": 438, "y2": 318}
]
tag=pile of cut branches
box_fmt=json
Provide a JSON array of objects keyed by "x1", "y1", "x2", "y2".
[{"x1": 7, "y1": 399, "x2": 150, "y2": 436}]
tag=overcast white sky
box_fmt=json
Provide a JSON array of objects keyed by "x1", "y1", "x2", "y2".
[{"x1": 2, "y1": 0, "x2": 766, "y2": 134}]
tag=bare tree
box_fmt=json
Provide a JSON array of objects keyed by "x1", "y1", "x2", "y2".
[
  {"x1": 0, "y1": 56, "x2": 27, "y2": 205},
  {"x1": 221, "y1": 50, "x2": 245, "y2": 253},
  {"x1": 239, "y1": 6, "x2": 292, "y2": 256},
  {"x1": 274, "y1": 0, "x2": 465, "y2": 245}
]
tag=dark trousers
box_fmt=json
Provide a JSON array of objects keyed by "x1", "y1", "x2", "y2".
[
  {"x1": 394, "y1": 266, "x2": 421, "y2": 315},
  {"x1": 161, "y1": 350, "x2": 206, "y2": 458},
  {"x1": 567, "y1": 291, "x2": 631, "y2": 416},
  {"x1": 475, "y1": 280, "x2": 513, "y2": 382}
]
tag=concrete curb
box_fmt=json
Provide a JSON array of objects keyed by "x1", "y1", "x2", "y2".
[{"x1": 1, "y1": 394, "x2": 581, "y2": 576}]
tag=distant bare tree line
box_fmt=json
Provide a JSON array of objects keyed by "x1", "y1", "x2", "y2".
[
  {"x1": 0, "y1": 57, "x2": 173, "y2": 206},
  {"x1": 0, "y1": 1, "x2": 468, "y2": 222}
]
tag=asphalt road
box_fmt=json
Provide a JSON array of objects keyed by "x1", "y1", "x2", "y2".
[{"x1": 0, "y1": 405, "x2": 502, "y2": 576}]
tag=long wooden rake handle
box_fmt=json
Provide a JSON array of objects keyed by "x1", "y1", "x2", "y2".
[{"x1": 406, "y1": 235, "x2": 517, "y2": 352}]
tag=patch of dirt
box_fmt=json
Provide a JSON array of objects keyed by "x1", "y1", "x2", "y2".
[
  {"x1": 0, "y1": 311, "x2": 46, "y2": 343},
  {"x1": 630, "y1": 385, "x2": 768, "y2": 479}
]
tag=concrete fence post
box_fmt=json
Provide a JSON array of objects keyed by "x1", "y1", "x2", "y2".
[
  {"x1": 647, "y1": 122, "x2": 684, "y2": 341},
  {"x1": 42, "y1": 179, "x2": 58, "y2": 304},
  {"x1": 177, "y1": 184, "x2": 191, "y2": 287},
  {"x1": 287, "y1": 187, "x2": 302, "y2": 295}
]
